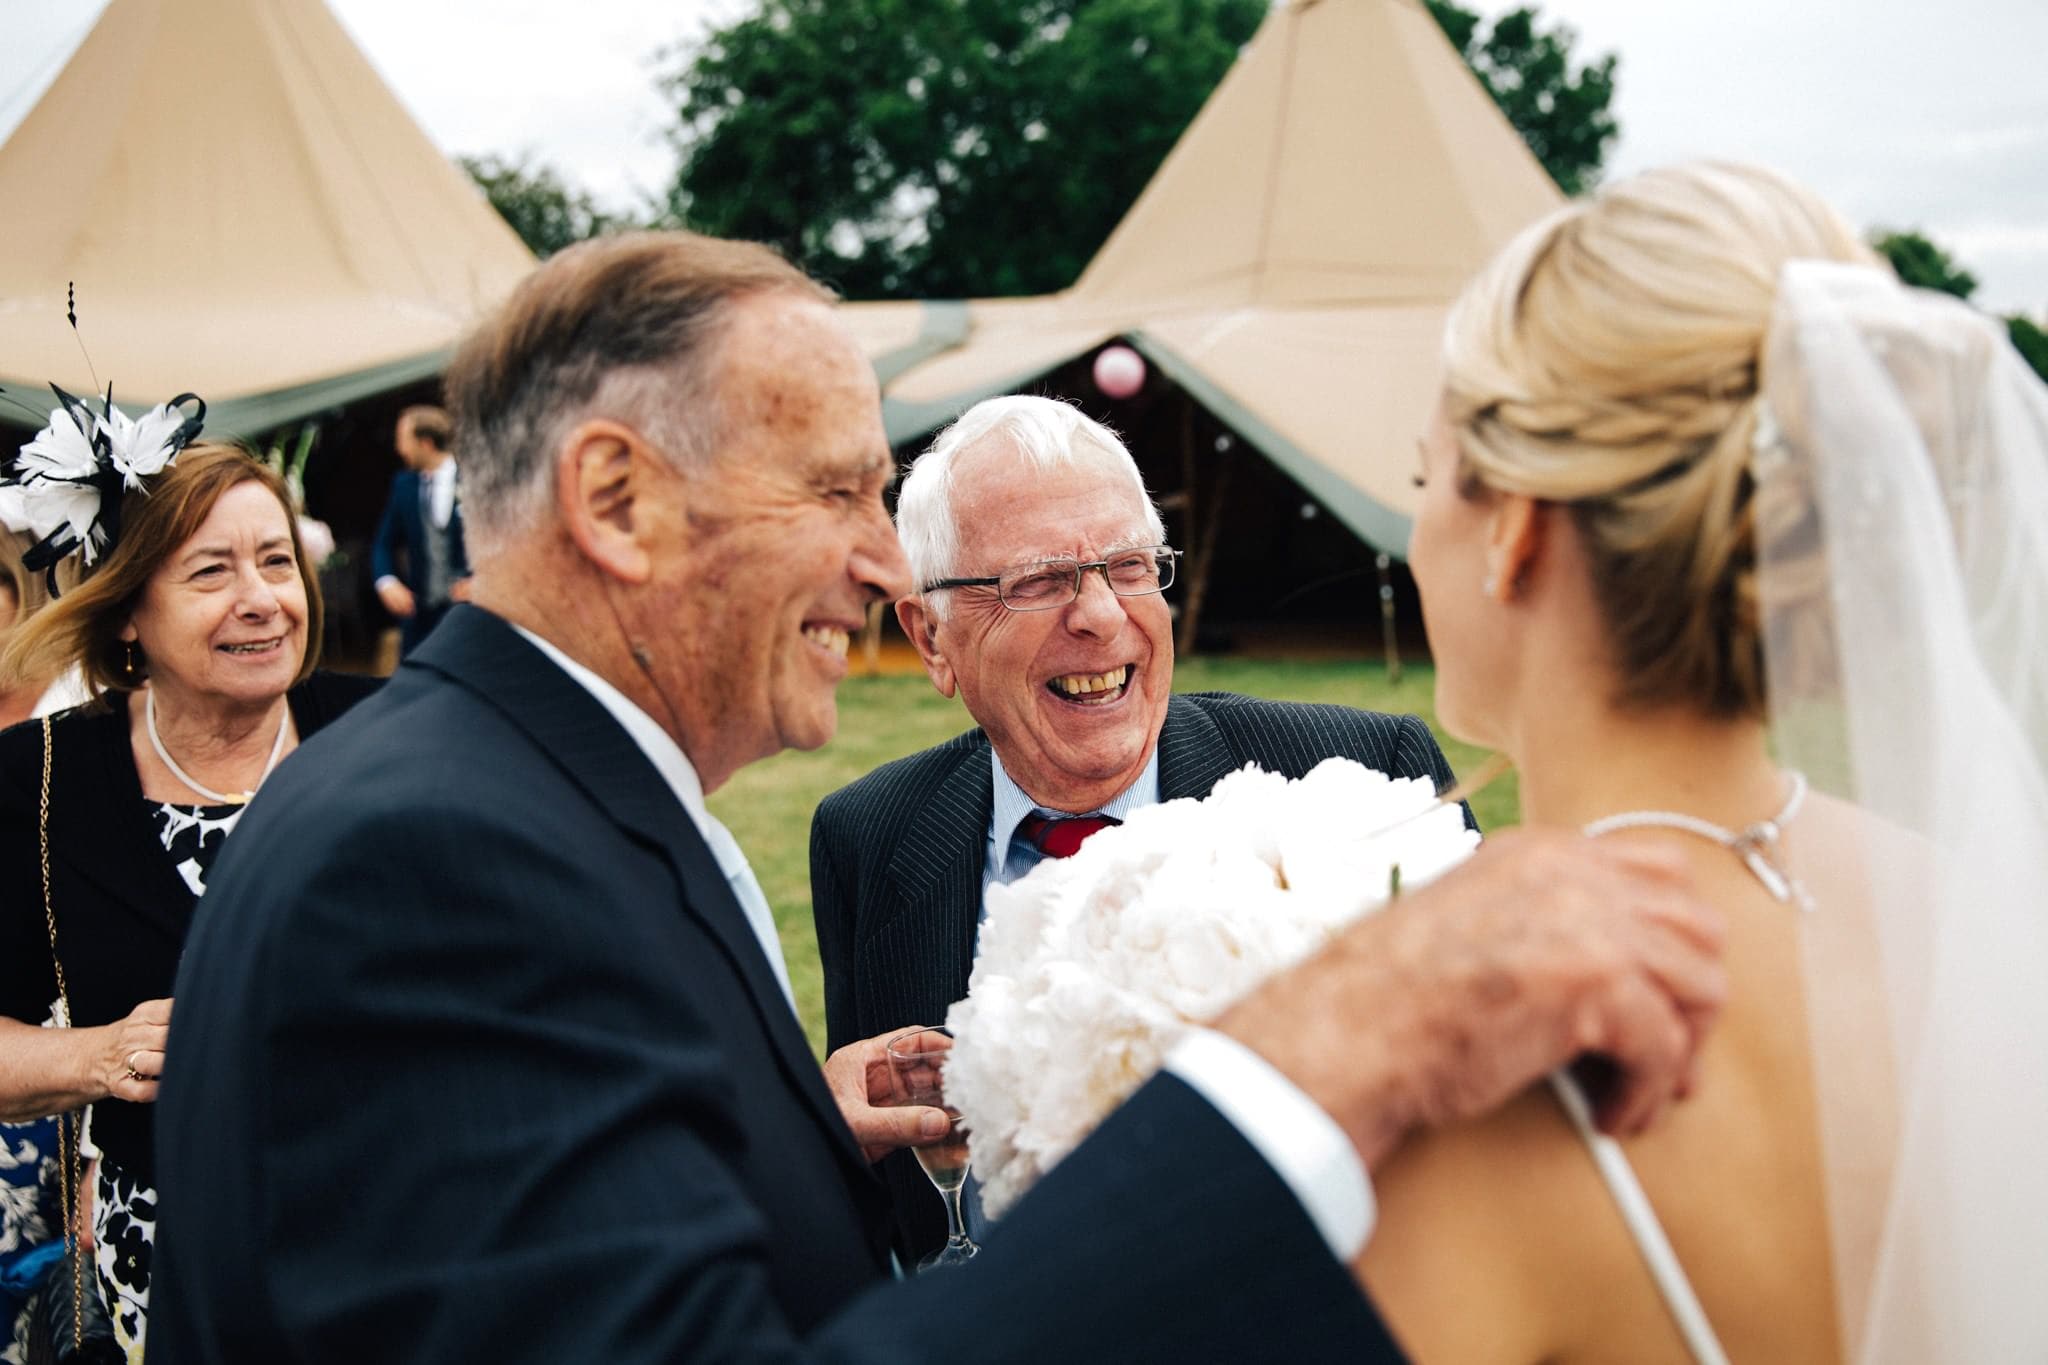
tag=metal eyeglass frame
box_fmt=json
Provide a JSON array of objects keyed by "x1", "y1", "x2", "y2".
[{"x1": 920, "y1": 545, "x2": 1182, "y2": 612}]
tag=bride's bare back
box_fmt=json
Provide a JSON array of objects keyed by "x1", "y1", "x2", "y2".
[{"x1": 1357, "y1": 792, "x2": 1899, "y2": 1363}]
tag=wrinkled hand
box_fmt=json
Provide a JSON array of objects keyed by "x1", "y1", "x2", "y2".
[
  {"x1": 824, "y1": 1028, "x2": 953, "y2": 1164},
  {"x1": 97, "y1": 997, "x2": 172, "y2": 1105},
  {"x1": 1216, "y1": 828, "x2": 1725, "y2": 1171},
  {"x1": 376, "y1": 579, "x2": 417, "y2": 619}
]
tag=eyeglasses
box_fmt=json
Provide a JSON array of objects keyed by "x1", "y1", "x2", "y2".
[{"x1": 922, "y1": 545, "x2": 1180, "y2": 612}]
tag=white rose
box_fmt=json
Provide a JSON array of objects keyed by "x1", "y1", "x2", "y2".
[{"x1": 949, "y1": 757, "x2": 1478, "y2": 1219}]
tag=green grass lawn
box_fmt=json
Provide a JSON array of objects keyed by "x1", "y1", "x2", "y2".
[{"x1": 706, "y1": 658, "x2": 1518, "y2": 1058}]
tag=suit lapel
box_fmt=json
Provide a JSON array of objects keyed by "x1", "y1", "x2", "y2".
[
  {"x1": 410, "y1": 608, "x2": 862, "y2": 1166},
  {"x1": 447, "y1": 499, "x2": 469, "y2": 577},
  {"x1": 878, "y1": 739, "x2": 992, "y2": 1026},
  {"x1": 1157, "y1": 694, "x2": 1239, "y2": 801},
  {"x1": 396, "y1": 470, "x2": 424, "y2": 568}
]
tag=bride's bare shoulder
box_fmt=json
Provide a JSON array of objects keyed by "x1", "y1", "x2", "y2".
[
  {"x1": 1796, "y1": 789, "x2": 1936, "y2": 906},
  {"x1": 1356, "y1": 1085, "x2": 1684, "y2": 1363}
]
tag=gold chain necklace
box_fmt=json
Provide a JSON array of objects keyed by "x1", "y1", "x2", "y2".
[{"x1": 39, "y1": 715, "x2": 86, "y2": 1353}]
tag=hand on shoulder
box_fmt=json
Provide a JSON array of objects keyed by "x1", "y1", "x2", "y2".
[{"x1": 1215, "y1": 826, "x2": 1726, "y2": 1172}]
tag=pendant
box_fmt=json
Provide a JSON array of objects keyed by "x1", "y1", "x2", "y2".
[{"x1": 1738, "y1": 846, "x2": 1791, "y2": 902}]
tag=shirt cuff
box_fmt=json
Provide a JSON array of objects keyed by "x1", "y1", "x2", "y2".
[
  {"x1": 1164, "y1": 1027, "x2": 1375, "y2": 1262},
  {"x1": 374, "y1": 575, "x2": 401, "y2": 592}
]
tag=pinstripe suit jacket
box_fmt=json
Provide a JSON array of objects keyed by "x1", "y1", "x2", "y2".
[{"x1": 811, "y1": 690, "x2": 1463, "y2": 1259}]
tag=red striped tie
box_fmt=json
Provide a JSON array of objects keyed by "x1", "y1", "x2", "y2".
[{"x1": 1016, "y1": 812, "x2": 1122, "y2": 859}]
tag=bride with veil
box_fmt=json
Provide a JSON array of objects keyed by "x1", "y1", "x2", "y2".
[{"x1": 1353, "y1": 160, "x2": 2048, "y2": 1361}]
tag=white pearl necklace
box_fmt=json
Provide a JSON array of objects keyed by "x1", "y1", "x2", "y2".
[
  {"x1": 1584, "y1": 771, "x2": 1814, "y2": 911},
  {"x1": 145, "y1": 688, "x2": 290, "y2": 806}
]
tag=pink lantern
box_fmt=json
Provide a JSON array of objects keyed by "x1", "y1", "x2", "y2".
[{"x1": 1092, "y1": 344, "x2": 1147, "y2": 399}]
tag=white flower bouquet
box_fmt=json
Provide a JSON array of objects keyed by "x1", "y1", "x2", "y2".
[{"x1": 944, "y1": 757, "x2": 1480, "y2": 1218}]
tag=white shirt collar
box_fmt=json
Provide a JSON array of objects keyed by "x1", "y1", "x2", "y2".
[
  {"x1": 425, "y1": 458, "x2": 459, "y2": 529},
  {"x1": 508, "y1": 623, "x2": 797, "y2": 1013},
  {"x1": 511, "y1": 623, "x2": 709, "y2": 822}
]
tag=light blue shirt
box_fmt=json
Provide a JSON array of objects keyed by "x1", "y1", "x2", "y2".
[{"x1": 984, "y1": 746, "x2": 1161, "y2": 908}]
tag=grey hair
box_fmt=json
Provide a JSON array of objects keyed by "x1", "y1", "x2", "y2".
[
  {"x1": 444, "y1": 230, "x2": 830, "y2": 554},
  {"x1": 895, "y1": 394, "x2": 1165, "y2": 615},
  {"x1": 459, "y1": 355, "x2": 723, "y2": 552}
]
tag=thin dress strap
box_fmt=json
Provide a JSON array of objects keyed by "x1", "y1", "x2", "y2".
[
  {"x1": 1560, "y1": 773, "x2": 1810, "y2": 1361},
  {"x1": 1549, "y1": 1071, "x2": 1731, "y2": 1365}
]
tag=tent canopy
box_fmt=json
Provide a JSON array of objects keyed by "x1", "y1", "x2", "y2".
[
  {"x1": 845, "y1": 0, "x2": 1562, "y2": 554},
  {"x1": 0, "y1": 0, "x2": 534, "y2": 438}
]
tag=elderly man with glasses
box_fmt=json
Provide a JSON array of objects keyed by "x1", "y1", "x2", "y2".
[{"x1": 811, "y1": 394, "x2": 1469, "y2": 1263}]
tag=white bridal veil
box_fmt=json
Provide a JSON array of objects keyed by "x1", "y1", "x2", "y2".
[{"x1": 1756, "y1": 262, "x2": 2048, "y2": 1361}]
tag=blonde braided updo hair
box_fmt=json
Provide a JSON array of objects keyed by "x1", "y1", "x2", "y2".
[{"x1": 1441, "y1": 161, "x2": 1877, "y2": 717}]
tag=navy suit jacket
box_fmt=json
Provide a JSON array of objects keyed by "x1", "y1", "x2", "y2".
[
  {"x1": 150, "y1": 608, "x2": 1401, "y2": 1363},
  {"x1": 812, "y1": 692, "x2": 1463, "y2": 1261},
  {"x1": 371, "y1": 467, "x2": 470, "y2": 645}
]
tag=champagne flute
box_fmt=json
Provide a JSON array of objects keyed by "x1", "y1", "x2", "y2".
[{"x1": 885, "y1": 1026, "x2": 979, "y2": 1270}]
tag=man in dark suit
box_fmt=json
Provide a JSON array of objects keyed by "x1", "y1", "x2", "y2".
[
  {"x1": 149, "y1": 232, "x2": 1723, "y2": 1362},
  {"x1": 812, "y1": 396, "x2": 1468, "y2": 1258},
  {"x1": 371, "y1": 404, "x2": 471, "y2": 654}
]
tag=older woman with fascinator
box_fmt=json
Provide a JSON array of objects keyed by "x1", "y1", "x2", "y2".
[
  {"x1": 0, "y1": 413, "x2": 377, "y2": 1361},
  {"x1": 1354, "y1": 162, "x2": 2048, "y2": 1362}
]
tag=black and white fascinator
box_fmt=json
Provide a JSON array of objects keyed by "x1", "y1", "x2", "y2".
[{"x1": 0, "y1": 286, "x2": 205, "y2": 590}]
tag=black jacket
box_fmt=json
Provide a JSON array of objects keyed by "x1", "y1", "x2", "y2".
[
  {"x1": 150, "y1": 608, "x2": 1400, "y2": 1363},
  {"x1": 0, "y1": 671, "x2": 379, "y2": 1185}
]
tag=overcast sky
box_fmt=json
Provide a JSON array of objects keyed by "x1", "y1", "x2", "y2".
[{"x1": 5, "y1": 0, "x2": 2045, "y2": 313}]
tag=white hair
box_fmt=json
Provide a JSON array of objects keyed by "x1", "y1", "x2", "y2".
[{"x1": 895, "y1": 395, "x2": 1165, "y2": 613}]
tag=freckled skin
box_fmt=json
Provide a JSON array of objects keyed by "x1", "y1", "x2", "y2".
[{"x1": 633, "y1": 293, "x2": 910, "y2": 792}]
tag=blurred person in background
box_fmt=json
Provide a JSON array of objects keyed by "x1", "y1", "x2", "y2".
[
  {"x1": 0, "y1": 519, "x2": 86, "y2": 729},
  {"x1": 372, "y1": 404, "x2": 470, "y2": 656}
]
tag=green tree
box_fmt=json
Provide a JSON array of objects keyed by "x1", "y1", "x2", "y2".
[
  {"x1": 1871, "y1": 228, "x2": 1980, "y2": 300},
  {"x1": 1870, "y1": 229, "x2": 2048, "y2": 385},
  {"x1": 661, "y1": 0, "x2": 1266, "y2": 299},
  {"x1": 461, "y1": 153, "x2": 627, "y2": 259},
  {"x1": 661, "y1": 0, "x2": 1616, "y2": 299},
  {"x1": 2007, "y1": 313, "x2": 2048, "y2": 384},
  {"x1": 1424, "y1": 1, "x2": 1617, "y2": 196}
]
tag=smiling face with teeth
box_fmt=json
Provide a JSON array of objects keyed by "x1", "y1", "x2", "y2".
[
  {"x1": 633, "y1": 291, "x2": 910, "y2": 789},
  {"x1": 121, "y1": 479, "x2": 310, "y2": 714},
  {"x1": 901, "y1": 441, "x2": 1173, "y2": 814}
]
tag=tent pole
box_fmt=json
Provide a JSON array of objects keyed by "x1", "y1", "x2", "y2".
[
  {"x1": 1175, "y1": 400, "x2": 1233, "y2": 657},
  {"x1": 1375, "y1": 551, "x2": 1402, "y2": 684},
  {"x1": 860, "y1": 599, "x2": 884, "y2": 677}
]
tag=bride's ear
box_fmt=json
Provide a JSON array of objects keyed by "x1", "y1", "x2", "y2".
[{"x1": 1483, "y1": 494, "x2": 1545, "y2": 603}]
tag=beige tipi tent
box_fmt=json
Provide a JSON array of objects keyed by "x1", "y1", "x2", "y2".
[
  {"x1": 0, "y1": 0, "x2": 535, "y2": 437},
  {"x1": 848, "y1": 0, "x2": 1563, "y2": 555}
]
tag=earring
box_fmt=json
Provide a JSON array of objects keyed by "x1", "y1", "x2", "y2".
[{"x1": 122, "y1": 640, "x2": 140, "y2": 679}]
